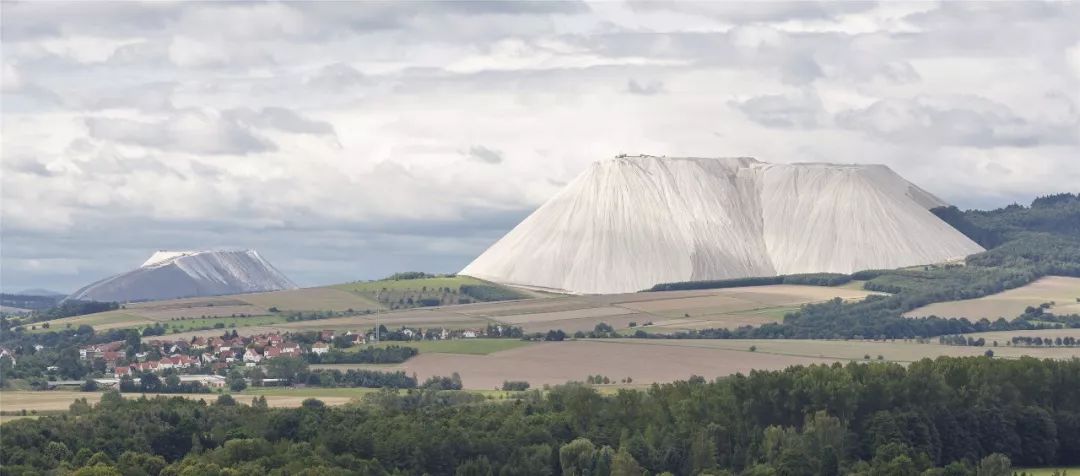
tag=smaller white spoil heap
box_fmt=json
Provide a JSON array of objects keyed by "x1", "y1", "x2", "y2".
[
  {"x1": 68, "y1": 249, "x2": 298, "y2": 303},
  {"x1": 461, "y1": 156, "x2": 984, "y2": 294}
]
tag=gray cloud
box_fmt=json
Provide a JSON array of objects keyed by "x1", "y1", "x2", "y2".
[
  {"x1": 86, "y1": 82, "x2": 176, "y2": 111},
  {"x1": 836, "y1": 96, "x2": 1079, "y2": 148},
  {"x1": 729, "y1": 91, "x2": 824, "y2": 129},
  {"x1": 0, "y1": 2, "x2": 186, "y2": 41},
  {"x1": 626, "y1": 1, "x2": 878, "y2": 23},
  {"x1": 467, "y1": 145, "x2": 504, "y2": 164},
  {"x1": 84, "y1": 110, "x2": 277, "y2": 155},
  {"x1": 780, "y1": 56, "x2": 823, "y2": 86},
  {"x1": 224, "y1": 107, "x2": 337, "y2": 136},
  {"x1": 626, "y1": 79, "x2": 664, "y2": 95},
  {"x1": 306, "y1": 63, "x2": 365, "y2": 92}
]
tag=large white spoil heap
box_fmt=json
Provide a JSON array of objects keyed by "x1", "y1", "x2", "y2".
[
  {"x1": 68, "y1": 250, "x2": 298, "y2": 302},
  {"x1": 461, "y1": 156, "x2": 984, "y2": 294}
]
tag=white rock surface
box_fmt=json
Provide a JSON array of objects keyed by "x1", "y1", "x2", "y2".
[
  {"x1": 461, "y1": 156, "x2": 984, "y2": 294},
  {"x1": 68, "y1": 250, "x2": 298, "y2": 302}
]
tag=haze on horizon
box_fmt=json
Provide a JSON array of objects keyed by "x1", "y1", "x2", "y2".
[{"x1": 2, "y1": 1, "x2": 1079, "y2": 293}]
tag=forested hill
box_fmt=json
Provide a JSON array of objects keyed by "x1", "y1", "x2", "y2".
[
  {"x1": 2, "y1": 356, "x2": 1077, "y2": 475},
  {"x1": 650, "y1": 193, "x2": 1080, "y2": 340},
  {"x1": 933, "y1": 192, "x2": 1080, "y2": 247}
]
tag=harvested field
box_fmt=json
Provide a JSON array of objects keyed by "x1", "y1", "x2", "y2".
[
  {"x1": 960, "y1": 328, "x2": 1080, "y2": 342},
  {"x1": 0, "y1": 391, "x2": 353, "y2": 414},
  {"x1": 365, "y1": 340, "x2": 839, "y2": 389},
  {"x1": 906, "y1": 276, "x2": 1080, "y2": 319},
  {"x1": 347, "y1": 336, "x2": 1080, "y2": 389},
  {"x1": 131, "y1": 305, "x2": 266, "y2": 320},
  {"x1": 278, "y1": 310, "x2": 492, "y2": 333},
  {"x1": 498, "y1": 306, "x2": 633, "y2": 325},
  {"x1": 638, "y1": 313, "x2": 778, "y2": 332},
  {"x1": 607, "y1": 338, "x2": 1080, "y2": 362},
  {"x1": 42, "y1": 312, "x2": 152, "y2": 331}
]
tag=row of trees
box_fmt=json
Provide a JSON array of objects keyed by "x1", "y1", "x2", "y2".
[
  {"x1": 117, "y1": 372, "x2": 213, "y2": 394},
  {"x1": 649, "y1": 273, "x2": 853, "y2": 292},
  {"x1": 304, "y1": 345, "x2": 419, "y2": 364},
  {"x1": 1011, "y1": 336, "x2": 1079, "y2": 347},
  {"x1": 2, "y1": 356, "x2": 1078, "y2": 474}
]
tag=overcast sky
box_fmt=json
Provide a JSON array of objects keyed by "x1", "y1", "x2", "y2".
[{"x1": 2, "y1": 1, "x2": 1079, "y2": 293}]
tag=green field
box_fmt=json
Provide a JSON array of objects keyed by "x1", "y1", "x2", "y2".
[
  {"x1": 362, "y1": 339, "x2": 532, "y2": 355},
  {"x1": 1013, "y1": 468, "x2": 1079, "y2": 476},
  {"x1": 159, "y1": 314, "x2": 288, "y2": 333},
  {"x1": 334, "y1": 275, "x2": 530, "y2": 310},
  {"x1": 25, "y1": 312, "x2": 151, "y2": 333},
  {"x1": 738, "y1": 305, "x2": 799, "y2": 320},
  {"x1": 237, "y1": 387, "x2": 384, "y2": 398},
  {"x1": 833, "y1": 280, "x2": 870, "y2": 290},
  {"x1": 337, "y1": 275, "x2": 491, "y2": 293}
]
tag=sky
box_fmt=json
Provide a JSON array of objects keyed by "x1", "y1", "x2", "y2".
[{"x1": 2, "y1": 1, "x2": 1079, "y2": 293}]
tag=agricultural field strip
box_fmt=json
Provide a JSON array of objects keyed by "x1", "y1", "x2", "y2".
[
  {"x1": 594, "y1": 338, "x2": 1080, "y2": 363},
  {"x1": 0, "y1": 391, "x2": 354, "y2": 413},
  {"x1": 905, "y1": 276, "x2": 1080, "y2": 319},
  {"x1": 496, "y1": 306, "x2": 635, "y2": 325},
  {"x1": 587, "y1": 339, "x2": 891, "y2": 362},
  {"x1": 128, "y1": 298, "x2": 251, "y2": 310}
]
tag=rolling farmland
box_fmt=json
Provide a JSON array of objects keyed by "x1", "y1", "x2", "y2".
[
  {"x1": 150, "y1": 283, "x2": 878, "y2": 341},
  {"x1": 905, "y1": 276, "x2": 1080, "y2": 319},
  {"x1": 344, "y1": 336, "x2": 1080, "y2": 389}
]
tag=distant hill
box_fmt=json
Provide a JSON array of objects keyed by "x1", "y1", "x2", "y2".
[
  {"x1": 18, "y1": 288, "x2": 65, "y2": 297},
  {"x1": 67, "y1": 250, "x2": 298, "y2": 303},
  {"x1": 0, "y1": 293, "x2": 62, "y2": 311}
]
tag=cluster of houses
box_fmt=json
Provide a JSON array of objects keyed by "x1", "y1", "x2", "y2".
[
  {"x1": 71, "y1": 325, "x2": 501, "y2": 380},
  {"x1": 79, "y1": 330, "x2": 360, "y2": 378}
]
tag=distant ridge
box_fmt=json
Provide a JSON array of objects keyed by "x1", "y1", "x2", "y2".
[
  {"x1": 68, "y1": 250, "x2": 298, "y2": 303},
  {"x1": 17, "y1": 288, "x2": 65, "y2": 297},
  {"x1": 461, "y1": 156, "x2": 985, "y2": 294}
]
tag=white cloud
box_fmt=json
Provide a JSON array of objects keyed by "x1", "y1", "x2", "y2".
[
  {"x1": 2, "y1": 1, "x2": 1078, "y2": 291},
  {"x1": 1067, "y1": 43, "x2": 1080, "y2": 80},
  {"x1": 2, "y1": 63, "x2": 23, "y2": 92},
  {"x1": 168, "y1": 36, "x2": 232, "y2": 68},
  {"x1": 836, "y1": 95, "x2": 1078, "y2": 148}
]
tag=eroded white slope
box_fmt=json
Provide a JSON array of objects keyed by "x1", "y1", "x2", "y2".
[
  {"x1": 462, "y1": 156, "x2": 984, "y2": 294},
  {"x1": 759, "y1": 164, "x2": 975, "y2": 275},
  {"x1": 69, "y1": 250, "x2": 298, "y2": 302}
]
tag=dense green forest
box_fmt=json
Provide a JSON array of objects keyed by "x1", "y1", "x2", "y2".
[
  {"x1": 3, "y1": 356, "x2": 1078, "y2": 475},
  {"x1": 645, "y1": 194, "x2": 1080, "y2": 340}
]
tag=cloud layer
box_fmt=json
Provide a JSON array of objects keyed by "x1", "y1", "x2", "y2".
[{"x1": 3, "y1": 1, "x2": 1079, "y2": 292}]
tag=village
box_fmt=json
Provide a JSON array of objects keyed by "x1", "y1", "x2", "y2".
[{"x1": 66, "y1": 325, "x2": 503, "y2": 389}]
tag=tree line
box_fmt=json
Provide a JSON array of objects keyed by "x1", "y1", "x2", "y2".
[{"x1": 2, "y1": 356, "x2": 1078, "y2": 475}]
